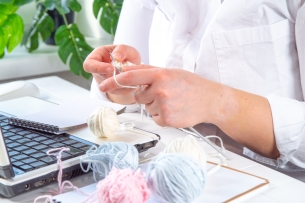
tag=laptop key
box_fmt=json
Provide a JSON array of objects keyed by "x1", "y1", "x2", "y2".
[
  {"x1": 6, "y1": 142, "x2": 21, "y2": 148},
  {"x1": 25, "y1": 133, "x2": 40, "y2": 139},
  {"x1": 33, "y1": 144, "x2": 48, "y2": 150},
  {"x1": 35, "y1": 136, "x2": 49, "y2": 142},
  {"x1": 71, "y1": 142, "x2": 87, "y2": 148},
  {"x1": 63, "y1": 140, "x2": 78, "y2": 145},
  {"x1": 41, "y1": 157, "x2": 57, "y2": 164},
  {"x1": 14, "y1": 154, "x2": 29, "y2": 161},
  {"x1": 19, "y1": 165, "x2": 34, "y2": 172},
  {"x1": 3, "y1": 132, "x2": 15, "y2": 137},
  {"x1": 67, "y1": 147, "x2": 84, "y2": 156},
  {"x1": 8, "y1": 150, "x2": 19, "y2": 157},
  {"x1": 17, "y1": 131, "x2": 32, "y2": 136},
  {"x1": 9, "y1": 128, "x2": 25, "y2": 133},
  {"x1": 12, "y1": 161, "x2": 24, "y2": 167},
  {"x1": 54, "y1": 136, "x2": 70, "y2": 142},
  {"x1": 30, "y1": 161, "x2": 47, "y2": 168},
  {"x1": 4, "y1": 139, "x2": 13, "y2": 144},
  {"x1": 2, "y1": 129, "x2": 8, "y2": 133},
  {"x1": 31, "y1": 152, "x2": 47, "y2": 159},
  {"x1": 41, "y1": 139, "x2": 56, "y2": 145},
  {"x1": 2, "y1": 126, "x2": 13, "y2": 130},
  {"x1": 51, "y1": 143, "x2": 65, "y2": 148},
  {"x1": 24, "y1": 133, "x2": 41, "y2": 140},
  {"x1": 13, "y1": 167, "x2": 25, "y2": 175},
  {"x1": 25, "y1": 141, "x2": 40, "y2": 147},
  {"x1": 10, "y1": 158, "x2": 16, "y2": 162},
  {"x1": 81, "y1": 145, "x2": 92, "y2": 152},
  {"x1": 61, "y1": 152, "x2": 73, "y2": 160},
  {"x1": 9, "y1": 135, "x2": 23, "y2": 140},
  {"x1": 16, "y1": 138, "x2": 31, "y2": 144},
  {"x1": 14, "y1": 146, "x2": 30, "y2": 151},
  {"x1": 22, "y1": 158, "x2": 37, "y2": 164},
  {"x1": 23, "y1": 149, "x2": 38, "y2": 155}
]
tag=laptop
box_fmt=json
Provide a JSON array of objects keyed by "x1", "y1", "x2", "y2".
[{"x1": 0, "y1": 100, "x2": 160, "y2": 198}]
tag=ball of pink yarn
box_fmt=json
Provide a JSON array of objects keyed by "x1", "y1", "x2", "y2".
[{"x1": 96, "y1": 168, "x2": 150, "y2": 203}]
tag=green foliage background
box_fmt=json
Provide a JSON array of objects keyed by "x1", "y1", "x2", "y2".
[{"x1": 0, "y1": 0, "x2": 123, "y2": 79}]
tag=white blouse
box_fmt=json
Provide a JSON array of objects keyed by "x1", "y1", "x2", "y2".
[{"x1": 91, "y1": 0, "x2": 305, "y2": 170}]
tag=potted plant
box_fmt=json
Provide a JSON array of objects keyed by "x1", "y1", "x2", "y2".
[{"x1": 0, "y1": 0, "x2": 123, "y2": 79}]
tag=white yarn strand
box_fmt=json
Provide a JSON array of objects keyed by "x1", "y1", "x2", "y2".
[{"x1": 112, "y1": 60, "x2": 138, "y2": 89}]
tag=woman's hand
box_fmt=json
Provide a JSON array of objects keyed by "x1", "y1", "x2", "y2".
[
  {"x1": 99, "y1": 66, "x2": 222, "y2": 128},
  {"x1": 99, "y1": 65, "x2": 280, "y2": 158},
  {"x1": 83, "y1": 44, "x2": 141, "y2": 104}
]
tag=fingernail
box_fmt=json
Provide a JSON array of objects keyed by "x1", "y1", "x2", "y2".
[
  {"x1": 99, "y1": 83, "x2": 105, "y2": 91},
  {"x1": 106, "y1": 67, "x2": 112, "y2": 72},
  {"x1": 113, "y1": 52, "x2": 122, "y2": 61}
]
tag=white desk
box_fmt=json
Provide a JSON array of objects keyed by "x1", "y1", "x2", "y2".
[{"x1": 1, "y1": 76, "x2": 305, "y2": 203}]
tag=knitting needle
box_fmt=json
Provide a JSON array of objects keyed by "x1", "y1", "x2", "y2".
[
  {"x1": 109, "y1": 52, "x2": 145, "y2": 121},
  {"x1": 188, "y1": 127, "x2": 230, "y2": 160}
]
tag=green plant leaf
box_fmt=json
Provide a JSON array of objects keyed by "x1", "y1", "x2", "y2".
[
  {"x1": 93, "y1": 0, "x2": 123, "y2": 35},
  {"x1": 0, "y1": 0, "x2": 13, "y2": 4},
  {"x1": 55, "y1": 23, "x2": 93, "y2": 79},
  {"x1": 13, "y1": 0, "x2": 33, "y2": 6},
  {"x1": 0, "y1": 5, "x2": 23, "y2": 58},
  {"x1": 21, "y1": 4, "x2": 54, "y2": 52},
  {"x1": 0, "y1": 3, "x2": 18, "y2": 16},
  {"x1": 44, "y1": 0, "x2": 81, "y2": 14},
  {"x1": 67, "y1": 0, "x2": 81, "y2": 12}
]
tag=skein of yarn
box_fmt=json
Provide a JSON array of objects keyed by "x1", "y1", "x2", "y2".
[
  {"x1": 163, "y1": 135, "x2": 207, "y2": 168},
  {"x1": 146, "y1": 153, "x2": 206, "y2": 203},
  {"x1": 94, "y1": 168, "x2": 150, "y2": 203},
  {"x1": 87, "y1": 106, "x2": 120, "y2": 138},
  {"x1": 80, "y1": 142, "x2": 139, "y2": 181}
]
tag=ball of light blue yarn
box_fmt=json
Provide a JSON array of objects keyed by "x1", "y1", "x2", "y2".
[
  {"x1": 80, "y1": 142, "x2": 139, "y2": 181},
  {"x1": 146, "y1": 153, "x2": 206, "y2": 203}
]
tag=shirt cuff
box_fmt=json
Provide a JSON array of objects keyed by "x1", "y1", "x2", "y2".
[
  {"x1": 268, "y1": 95, "x2": 305, "y2": 167},
  {"x1": 245, "y1": 95, "x2": 305, "y2": 168},
  {"x1": 90, "y1": 78, "x2": 140, "y2": 113}
]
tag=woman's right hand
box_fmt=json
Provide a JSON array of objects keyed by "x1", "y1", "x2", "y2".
[{"x1": 83, "y1": 44, "x2": 141, "y2": 104}]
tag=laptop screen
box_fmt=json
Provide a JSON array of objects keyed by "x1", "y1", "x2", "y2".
[{"x1": 0, "y1": 127, "x2": 14, "y2": 179}]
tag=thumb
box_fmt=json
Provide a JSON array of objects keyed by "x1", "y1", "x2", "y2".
[{"x1": 112, "y1": 44, "x2": 141, "y2": 65}]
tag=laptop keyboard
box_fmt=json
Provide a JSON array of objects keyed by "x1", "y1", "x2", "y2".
[{"x1": 0, "y1": 113, "x2": 95, "y2": 175}]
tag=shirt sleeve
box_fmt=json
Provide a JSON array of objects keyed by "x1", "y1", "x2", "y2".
[
  {"x1": 244, "y1": 3, "x2": 305, "y2": 169},
  {"x1": 114, "y1": 0, "x2": 155, "y2": 64}
]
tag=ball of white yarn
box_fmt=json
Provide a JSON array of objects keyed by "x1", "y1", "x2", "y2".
[
  {"x1": 163, "y1": 135, "x2": 207, "y2": 168},
  {"x1": 87, "y1": 106, "x2": 120, "y2": 138}
]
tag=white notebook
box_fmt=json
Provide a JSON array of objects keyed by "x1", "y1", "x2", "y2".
[{"x1": 7, "y1": 96, "x2": 125, "y2": 134}]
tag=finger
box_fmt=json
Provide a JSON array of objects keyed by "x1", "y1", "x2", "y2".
[
  {"x1": 133, "y1": 85, "x2": 155, "y2": 105},
  {"x1": 83, "y1": 45, "x2": 117, "y2": 74},
  {"x1": 99, "y1": 65, "x2": 160, "y2": 92},
  {"x1": 108, "y1": 88, "x2": 136, "y2": 96},
  {"x1": 84, "y1": 59, "x2": 114, "y2": 74},
  {"x1": 122, "y1": 64, "x2": 156, "y2": 72},
  {"x1": 144, "y1": 102, "x2": 159, "y2": 117},
  {"x1": 112, "y1": 44, "x2": 141, "y2": 64},
  {"x1": 93, "y1": 72, "x2": 114, "y2": 84},
  {"x1": 86, "y1": 45, "x2": 116, "y2": 63}
]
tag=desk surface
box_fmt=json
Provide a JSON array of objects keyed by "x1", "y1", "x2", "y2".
[{"x1": 1, "y1": 76, "x2": 305, "y2": 203}]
